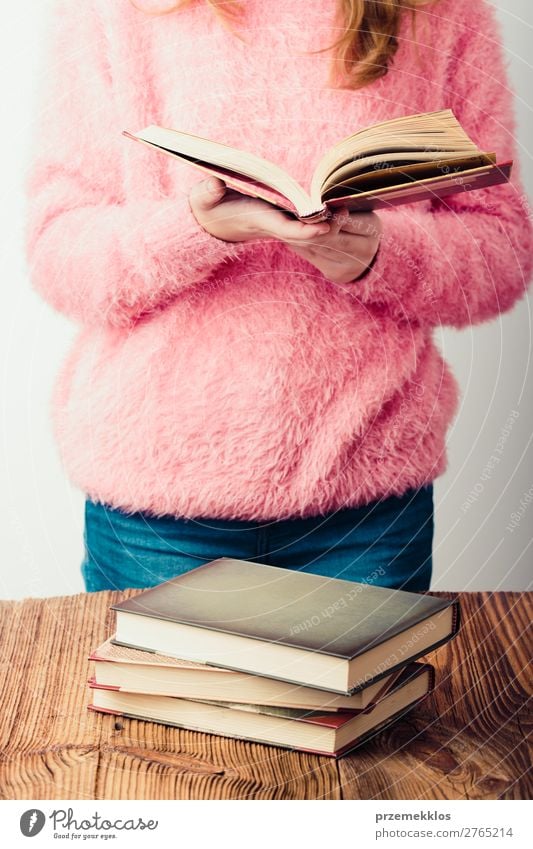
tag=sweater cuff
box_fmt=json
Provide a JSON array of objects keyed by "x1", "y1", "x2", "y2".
[
  {"x1": 136, "y1": 196, "x2": 248, "y2": 274},
  {"x1": 353, "y1": 237, "x2": 381, "y2": 281},
  {"x1": 352, "y1": 210, "x2": 439, "y2": 320}
]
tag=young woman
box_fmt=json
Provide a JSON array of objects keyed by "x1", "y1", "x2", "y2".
[{"x1": 26, "y1": 0, "x2": 532, "y2": 592}]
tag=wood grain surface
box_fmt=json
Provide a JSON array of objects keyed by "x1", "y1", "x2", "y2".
[{"x1": 0, "y1": 591, "x2": 530, "y2": 800}]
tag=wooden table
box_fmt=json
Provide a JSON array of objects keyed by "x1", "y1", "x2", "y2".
[{"x1": 0, "y1": 591, "x2": 530, "y2": 800}]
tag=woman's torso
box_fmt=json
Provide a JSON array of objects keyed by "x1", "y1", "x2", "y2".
[{"x1": 52, "y1": 0, "x2": 458, "y2": 520}]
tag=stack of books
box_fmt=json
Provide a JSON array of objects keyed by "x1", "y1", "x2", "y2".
[{"x1": 87, "y1": 558, "x2": 460, "y2": 757}]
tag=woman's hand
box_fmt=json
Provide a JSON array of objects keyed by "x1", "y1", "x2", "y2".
[
  {"x1": 189, "y1": 177, "x2": 381, "y2": 285},
  {"x1": 189, "y1": 177, "x2": 331, "y2": 244},
  {"x1": 284, "y1": 207, "x2": 382, "y2": 285}
]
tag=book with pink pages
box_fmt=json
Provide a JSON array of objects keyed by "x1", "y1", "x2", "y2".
[{"x1": 88, "y1": 662, "x2": 434, "y2": 758}]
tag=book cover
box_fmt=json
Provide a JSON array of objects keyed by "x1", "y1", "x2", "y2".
[{"x1": 111, "y1": 557, "x2": 459, "y2": 660}]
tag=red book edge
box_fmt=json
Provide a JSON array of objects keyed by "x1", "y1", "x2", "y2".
[
  {"x1": 87, "y1": 659, "x2": 403, "y2": 701},
  {"x1": 87, "y1": 663, "x2": 432, "y2": 730},
  {"x1": 88, "y1": 676, "x2": 120, "y2": 691},
  {"x1": 87, "y1": 678, "x2": 433, "y2": 760}
]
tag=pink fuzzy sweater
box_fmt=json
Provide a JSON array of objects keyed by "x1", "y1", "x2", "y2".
[{"x1": 25, "y1": 0, "x2": 532, "y2": 521}]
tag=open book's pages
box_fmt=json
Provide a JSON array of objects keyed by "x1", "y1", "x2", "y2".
[{"x1": 124, "y1": 109, "x2": 511, "y2": 220}]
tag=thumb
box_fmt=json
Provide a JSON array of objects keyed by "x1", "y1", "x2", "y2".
[{"x1": 190, "y1": 177, "x2": 227, "y2": 211}]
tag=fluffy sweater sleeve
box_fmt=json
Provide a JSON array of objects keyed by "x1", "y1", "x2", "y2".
[
  {"x1": 353, "y1": 0, "x2": 533, "y2": 328},
  {"x1": 24, "y1": 0, "x2": 247, "y2": 328}
]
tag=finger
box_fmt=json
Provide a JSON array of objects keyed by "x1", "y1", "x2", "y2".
[
  {"x1": 266, "y1": 212, "x2": 330, "y2": 241},
  {"x1": 284, "y1": 242, "x2": 309, "y2": 258},
  {"x1": 285, "y1": 228, "x2": 363, "y2": 255},
  {"x1": 326, "y1": 206, "x2": 350, "y2": 236},
  {"x1": 341, "y1": 211, "x2": 382, "y2": 237},
  {"x1": 189, "y1": 177, "x2": 227, "y2": 211}
]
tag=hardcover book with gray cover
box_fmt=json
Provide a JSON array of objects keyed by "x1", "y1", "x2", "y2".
[{"x1": 111, "y1": 558, "x2": 459, "y2": 694}]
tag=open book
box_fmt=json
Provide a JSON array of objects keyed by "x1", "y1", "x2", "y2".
[{"x1": 123, "y1": 109, "x2": 512, "y2": 222}]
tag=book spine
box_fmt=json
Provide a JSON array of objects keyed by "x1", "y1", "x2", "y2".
[{"x1": 297, "y1": 207, "x2": 329, "y2": 224}]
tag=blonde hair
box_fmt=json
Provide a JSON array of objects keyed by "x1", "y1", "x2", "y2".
[{"x1": 129, "y1": 0, "x2": 435, "y2": 89}]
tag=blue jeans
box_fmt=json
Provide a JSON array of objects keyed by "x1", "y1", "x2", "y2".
[{"x1": 80, "y1": 485, "x2": 434, "y2": 592}]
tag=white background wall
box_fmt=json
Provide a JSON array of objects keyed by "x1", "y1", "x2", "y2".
[{"x1": 1, "y1": 1, "x2": 531, "y2": 599}]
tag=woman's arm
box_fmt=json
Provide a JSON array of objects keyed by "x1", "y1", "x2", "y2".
[
  {"x1": 24, "y1": 0, "x2": 251, "y2": 329},
  {"x1": 300, "y1": 0, "x2": 533, "y2": 328},
  {"x1": 351, "y1": 0, "x2": 533, "y2": 328}
]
